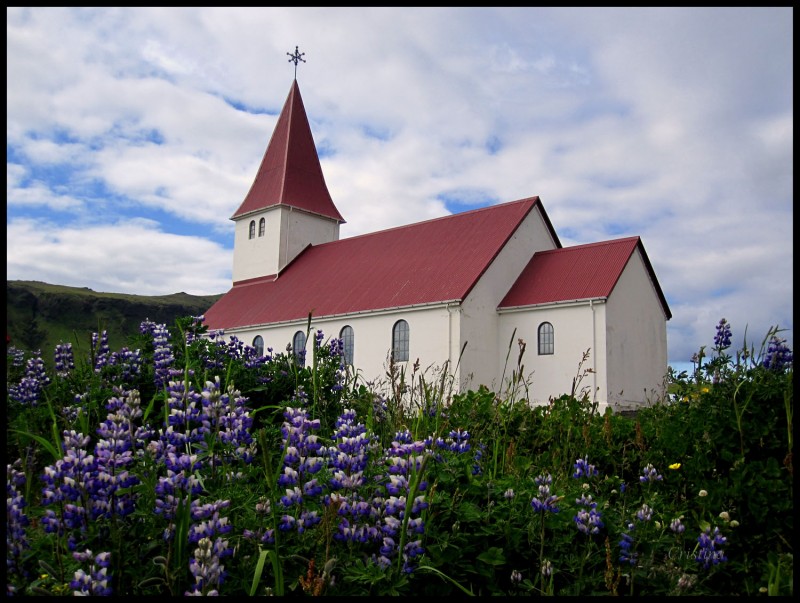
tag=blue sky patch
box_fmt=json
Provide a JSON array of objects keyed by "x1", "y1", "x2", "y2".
[{"x1": 438, "y1": 189, "x2": 497, "y2": 214}]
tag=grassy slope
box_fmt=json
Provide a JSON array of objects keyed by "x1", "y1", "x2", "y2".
[{"x1": 6, "y1": 280, "x2": 223, "y2": 366}]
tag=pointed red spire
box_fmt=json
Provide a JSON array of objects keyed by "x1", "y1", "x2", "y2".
[{"x1": 231, "y1": 80, "x2": 344, "y2": 223}]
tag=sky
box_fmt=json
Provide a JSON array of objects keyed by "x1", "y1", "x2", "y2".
[{"x1": 6, "y1": 7, "x2": 793, "y2": 373}]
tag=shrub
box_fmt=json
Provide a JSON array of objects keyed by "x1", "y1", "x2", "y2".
[{"x1": 5, "y1": 317, "x2": 792, "y2": 596}]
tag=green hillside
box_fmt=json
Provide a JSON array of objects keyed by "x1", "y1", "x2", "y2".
[{"x1": 6, "y1": 280, "x2": 223, "y2": 366}]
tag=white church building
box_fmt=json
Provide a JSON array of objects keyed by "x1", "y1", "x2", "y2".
[{"x1": 204, "y1": 78, "x2": 672, "y2": 410}]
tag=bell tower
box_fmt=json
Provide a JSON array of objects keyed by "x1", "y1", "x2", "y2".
[{"x1": 230, "y1": 52, "x2": 344, "y2": 283}]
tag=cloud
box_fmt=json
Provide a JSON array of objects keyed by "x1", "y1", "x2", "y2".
[
  {"x1": 6, "y1": 7, "x2": 793, "y2": 366},
  {"x1": 7, "y1": 218, "x2": 231, "y2": 296}
]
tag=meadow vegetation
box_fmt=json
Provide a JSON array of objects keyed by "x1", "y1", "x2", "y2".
[{"x1": 6, "y1": 316, "x2": 793, "y2": 596}]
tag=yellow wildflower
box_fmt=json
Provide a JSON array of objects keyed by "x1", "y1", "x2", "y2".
[{"x1": 669, "y1": 463, "x2": 681, "y2": 470}]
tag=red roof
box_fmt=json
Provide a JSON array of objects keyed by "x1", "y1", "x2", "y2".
[
  {"x1": 205, "y1": 197, "x2": 557, "y2": 329},
  {"x1": 231, "y1": 80, "x2": 344, "y2": 223},
  {"x1": 499, "y1": 236, "x2": 672, "y2": 319}
]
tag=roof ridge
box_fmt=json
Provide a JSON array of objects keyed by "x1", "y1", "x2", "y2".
[
  {"x1": 537, "y1": 235, "x2": 639, "y2": 254},
  {"x1": 312, "y1": 196, "x2": 541, "y2": 246}
]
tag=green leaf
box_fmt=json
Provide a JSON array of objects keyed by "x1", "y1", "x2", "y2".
[
  {"x1": 9, "y1": 429, "x2": 61, "y2": 462},
  {"x1": 249, "y1": 548, "x2": 269, "y2": 596},
  {"x1": 477, "y1": 546, "x2": 506, "y2": 566},
  {"x1": 416, "y1": 563, "x2": 475, "y2": 596}
]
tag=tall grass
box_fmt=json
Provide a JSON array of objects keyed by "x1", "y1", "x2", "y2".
[{"x1": 6, "y1": 316, "x2": 792, "y2": 596}]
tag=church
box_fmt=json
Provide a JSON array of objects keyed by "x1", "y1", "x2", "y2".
[{"x1": 203, "y1": 76, "x2": 672, "y2": 411}]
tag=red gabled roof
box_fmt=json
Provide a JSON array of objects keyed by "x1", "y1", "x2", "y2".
[
  {"x1": 205, "y1": 197, "x2": 555, "y2": 330},
  {"x1": 231, "y1": 80, "x2": 344, "y2": 223},
  {"x1": 499, "y1": 236, "x2": 672, "y2": 319}
]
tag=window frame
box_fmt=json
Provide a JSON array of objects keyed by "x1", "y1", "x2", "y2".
[
  {"x1": 339, "y1": 325, "x2": 354, "y2": 366},
  {"x1": 252, "y1": 335, "x2": 264, "y2": 357},
  {"x1": 538, "y1": 322, "x2": 554, "y2": 355},
  {"x1": 248, "y1": 220, "x2": 256, "y2": 239},
  {"x1": 258, "y1": 217, "x2": 266, "y2": 237},
  {"x1": 292, "y1": 331, "x2": 307, "y2": 366},
  {"x1": 392, "y1": 319, "x2": 410, "y2": 363}
]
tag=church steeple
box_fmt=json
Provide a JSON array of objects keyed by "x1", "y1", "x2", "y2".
[
  {"x1": 230, "y1": 74, "x2": 344, "y2": 284},
  {"x1": 231, "y1": 79, "x2": 344, "y2": 223}
]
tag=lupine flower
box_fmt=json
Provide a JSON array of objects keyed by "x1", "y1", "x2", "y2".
[
  {"x1": 371, "y1": 394, "x2": 389, "y2": 423},
  {"x1": 713, "y1": 318, "x2": 732, "y2": 351},
  {"x1": 574, "y1": 493, "x2": 604, "y2": 535},
  {"x1": 40, "y1": 442, "x2": 98, "y2": 545},
  {"x1": 471, "y1": 443, "x2": 485, "y2": 475},
  {"x1": 8, "y1": 352, "x2": 50, "y2": 406},
  {"x1": 149, "y1": 323, "x2": 175, "y2": 389},
  {"x1": 183, "y1": 315, "x2": 205, "y2": 346},
  {"x1": 531, "y1": 473, "x2": 560, "y2": 513},
  {"x1": 92, "y1": 391, "x2": 143, "y2": 519},
  {"x1": 255, "y1": 497, "x2": 271, "y2": 515},
  {"x1": 7, "y1": 460, "x2": 30, "y2": 578},
  {"x1": 677, "y1": 574, "x2": 697, "y2": 592},
  {"x1": 670, "y1": 517, "x2": 686, "y2": 533},
  {"x1": 619, "y1": 523, "x2": 637, "y2": 565},
  {"x1": 195, "y1": 378, "x2": 255, "y2": 465},
  {"x1": 186, "y1": 536, "x2": 232, "y2": 596},
  {"x1": 54, "y1": 342, "x2": 75, "y2": 378},
  {"x1": 7, "y1": 346, "x2": 26, "y2": 367},
  {"x1": 70, "y1": 550, "x2": 112, "y2": 596},
  {"x1": 437, "y1": 429, "x2": 471, "y2": 453},
  {"x1": 92, "y1": 331, "x2": 111, "y2": 373},
  {"x1": 762, "y1": 335, "x2": 793, "y2": 372},
  {"x1": 573, "y1": 457, "x2": 599, "y2": 479},
  {"x1": 189, "y1": 500, "x2": 233, "y2": 545},
  {"x1": 510, "y1": 569, "x2": 522, "y2": 584},
  {"x1": 280, "y1": 487, "x2": 303, "y2": 508},
  {"x1": 372, "y1": 433, "x2": 431, "y2": 573},
  {"x1": 639, "y1": 463, "x2": 663, "y2": 483},
  {"x1": 107, "y1": 348, "x2": 143, "y2": 383},
  {"x1": 696, "y1": 526, "x2": 728, "y2": 569},
  {"x1": 636, "y1": 504, "x2": 653, "y2": 522},
  {"x1": 154, "y1": 451, "x2": 204, "y2": 526}
]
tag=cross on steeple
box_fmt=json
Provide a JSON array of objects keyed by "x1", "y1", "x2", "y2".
[{"x1": 287, "y1": 45, "x2": 306, "y2": 79}]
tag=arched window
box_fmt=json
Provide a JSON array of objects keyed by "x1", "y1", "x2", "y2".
[
  {"x1": 392, "y1": 320, "x2": 409, "y2": 362},
  {"x1": 258, "y1": 217, "x2": 266, "y2": 237},
  {"x1": 248, "y1": 220, "x2": 256, "y2": 239},
  {"x1": 538, "y1": 322, "x2": 554, "y2": 355},
  {"x1": 340, "y1": 325, "x2": 354, "y2": 366},
  {"x1": 292, "y1": 331, "x2": 306, "y2": 367},
  {"x1": 252, "y1": 335, "x2": 264, "y2": 357}
]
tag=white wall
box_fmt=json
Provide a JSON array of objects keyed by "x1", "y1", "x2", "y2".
[
  {"x1": 459, "y1": 204, "x2": 559, "y2": 391},
  {"x1": 604, "y1": 250, "x2": 669, "y2": 409},
  {"x1": 232, "y1": 209, "x2": 281, "y2": 282},
  {"x1": 498, "y1": 300, "x2": 608, "y2": 406},
  {"x1": 224, "y1": 304, "x2": 455, "y2": 392},
  {"x1": 281, "y1": 208, "x2": 340, "y2": 269},
  {"x1": 231, "y1": 207, "x2": 339, "y2": 282}
]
